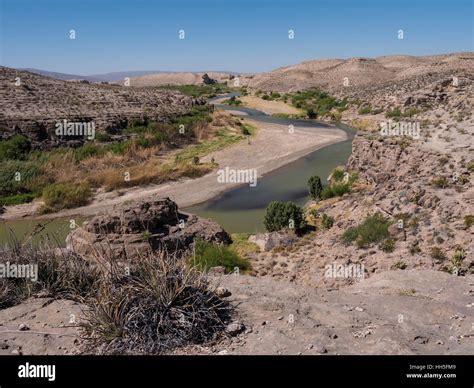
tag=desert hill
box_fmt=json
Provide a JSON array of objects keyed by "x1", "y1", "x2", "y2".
[
  {"x1": 0, "y1": 67, "x2": 201, "y2": 148},
  {"x1": 239, "y1": 52, "x2": 474, "y2": 93}
]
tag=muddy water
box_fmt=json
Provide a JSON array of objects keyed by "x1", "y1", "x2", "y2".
[{"x1": 0, "y1": 217, "x2": 86, "y2": 248}]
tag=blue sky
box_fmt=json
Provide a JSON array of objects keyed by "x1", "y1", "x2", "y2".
[{"x1": 1, "y1": 0, "x2": 472, "y2": 74}]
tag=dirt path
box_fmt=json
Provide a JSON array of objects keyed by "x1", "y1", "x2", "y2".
[{"x1": 2, "y1": 118, "x2": 347, "y2": 220}]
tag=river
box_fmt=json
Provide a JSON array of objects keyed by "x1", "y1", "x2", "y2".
[{"x1": 0, "y1": 94, "x2": 355, "y2": 245}]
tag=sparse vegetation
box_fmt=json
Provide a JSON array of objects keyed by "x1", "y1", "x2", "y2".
[
  {"x1": 342, "y1": 213, "x2": 391, "y2": 248},
  {"x1": 358, "y1": 105, "x2": 372, "y2": 115},
  {"x1": 391, "y1": 260, "x2": 407, "y2": 270},
  {"x1": 431, "y1": 176, "x2": 449, "y2": 189},
  {"x1": 321, "y1": 213, "x2": 334, "y2": 229},
  {"x1": 379, "y1": 238, "x2": 395, "y2": 253},
  {"x1": 464, "y1": 215, "x2": 474, "y2": 228},
  {"x1": 430, "y1": 246, "x2": 447, "y2": 261}
]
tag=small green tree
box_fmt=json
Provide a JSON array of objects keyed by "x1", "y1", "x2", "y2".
[
  {"x1": 263, "y1": 201, "x2": 306, "y2": 232},
  {"x1": 308, "y1": 176, "x2": 323, "y2": 201}
]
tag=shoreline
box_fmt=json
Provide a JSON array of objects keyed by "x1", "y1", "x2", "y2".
[{"x1": 1, "y1": 118, "x2": 348, "y2": 221}]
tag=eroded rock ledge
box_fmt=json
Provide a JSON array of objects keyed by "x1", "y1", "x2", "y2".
[{"x1": 66, "y1": 197, "x2": 231, "y2": 259}]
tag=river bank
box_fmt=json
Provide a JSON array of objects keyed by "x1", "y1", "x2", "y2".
[{"x1": 1, "y1": 114, "x2": 347, "y2": 222}]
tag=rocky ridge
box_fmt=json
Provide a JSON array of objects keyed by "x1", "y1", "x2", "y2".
[{"x1": 0, "y1": 67, "x2": 203, "y2": 149}]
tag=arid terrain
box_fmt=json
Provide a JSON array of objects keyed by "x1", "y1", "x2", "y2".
[{"x1": 0, "y1": 52, "x2": 473, "y2": 356}]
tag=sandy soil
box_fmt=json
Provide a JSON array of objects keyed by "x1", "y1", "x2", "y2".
[{"x1": 2, "y1": 118, "x2": 347, "y2": 220}]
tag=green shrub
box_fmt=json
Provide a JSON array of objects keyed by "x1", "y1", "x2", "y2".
[
  {"x1": 189, "y1": 240, "x2": 250, "y2": 273},
  {"x1": 464, "y1": 215, "x2": 473, "y2": 228},
  {"x1": 330, "y1": 168, "x2": 345, "y2": 182},
  {"x1": 321, "y1": 213, "x2": 334, "y2": 229},
  {"x1": 42, "y1": 181, "x2": 91, "y2": 211},
  {"x1": 0, "y1": 159, "x2": 43, "y2": 197},
  {"x1": 263, "y1": 201, "x2": 306, "y2": 232},
  {"x1": 308, "y1": 176, "x2": 323, "y2": 201},
  {"x1": 321, "y1": 183, "x2": 351, "y2": 199},
  {"x1": 342, "y1": 213, "x2": 391, "y2": 248},
  {"x1": 0, "y1": 135, "x2": 31, "y2": 161},
  {"x1": 431, "y1": 176, "x2": 449, "y2": 188}
]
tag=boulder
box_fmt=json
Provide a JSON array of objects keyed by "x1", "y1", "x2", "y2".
[
  {"x1": 66, "y1": 197, "x2": 231, "y2": 260},
  {"x1": 248, "y1": 230, "x2": 297, "y2": 252}
]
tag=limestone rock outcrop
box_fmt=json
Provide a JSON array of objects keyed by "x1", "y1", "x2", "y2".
[{"x1": 66, "y1": 198, "x2": 231, "y2": 259}]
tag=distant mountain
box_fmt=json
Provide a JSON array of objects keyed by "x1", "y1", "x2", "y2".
[
  {"x1": 87, "y1": 70, "x2": 170, "y2": 81},
  {"x1": 20, "y1": 68, "x2": 240, "y2": 83},
  {"x1": 20, "y1": 68, "x2": 104, "y2": 82}
]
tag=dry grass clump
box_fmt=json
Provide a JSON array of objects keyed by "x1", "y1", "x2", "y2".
[
  {"x1": 0, "y1": 242, "x2": 99, "y2": 309},
  {"x1": 81, "y1": 249, "x2": 232, "y2": 354},
  {"x1": 0, "y1": 241, "x2": 233, "y2": 354},
  {"x1": 88, "y1": 159, "x2": 214, "y2": 191}
]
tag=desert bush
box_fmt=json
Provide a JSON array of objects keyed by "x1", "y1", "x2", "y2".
[
  {"x1": 42, "y1": 181, "x2": 91, "y2": 211},
  {"x1": 82, "y1": 250, "x2": 232, "y2": 354},
  {"x1": 0, "y1": 244, "x2": 99, "y2": 309},
  {"x1": 1, "y1": 243, "x2": 233, "y2": 355},
  {"x1": 321, "y1": 182, "x2": 351, "y2": 199},
  {"x1": 430, "y1": 246, "x2": 446, "y2": 261},
  {"x1": 308, "y1": 175, "x2": 323, "y2": 201},
  {"x1": 391, "y1": 260, "x2": 407, "y2": 270},
  {"x1": 431, "y1": 176, "x2": 449, "y2": 188},
  {"x1": 448, "y1": 247, "x2": 467, "y2": 274},
  {"x1": 0, "y1": 135, "x2": 31, "y2": 161},
  {"x1": 379, "y1": 238, "x2": 395, "y2": 253},
  {"x1": 189, "y1": 240, "x2": 250, "y2": 273},
  {"x1": 358, "y1": 105, "x2": 372, "y2": 115},
  {"x1": 342, "y1": 213, "x2": 391, "y2": 248},
  {"x1": 464, "y1": 215, "x2": 474, "y2": 228},
  {"x1": 263, "y1": 201, "x2": 306, "y2": 232},
  {"x1": 321, "y1": 213, "x2": 334, "y2": 229},
  {"x1": 330, "y1": 168, "x2": 346, "y2": 182}
]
